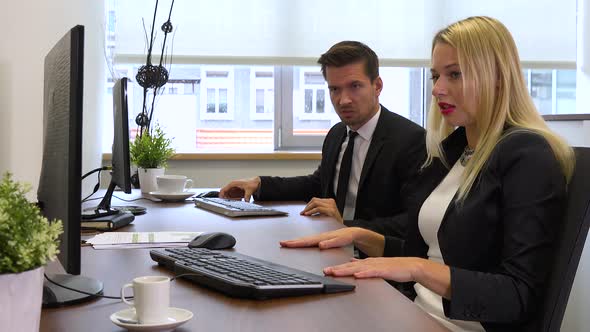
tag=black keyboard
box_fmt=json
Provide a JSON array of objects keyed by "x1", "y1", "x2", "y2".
[
  {"x1": 150, "y1": 248, "x2": 355, "y2": 299},
  {"x1": 193, "y1": 197, "x2": 288, "y2": 217}
]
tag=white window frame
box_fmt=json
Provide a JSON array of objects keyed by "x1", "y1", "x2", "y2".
[
  {"x1": 275, "y1": 66, "x2": 326, "y2": 150},
  {"x1": 295, "y1": 67, "x2": 335, "y2": 121},
  {"x1": 250, "y1": 66, "x2": 274, "y2": 120},
  {"x1": 200, "y1": 66, "x2": 235, "y2": 120}
]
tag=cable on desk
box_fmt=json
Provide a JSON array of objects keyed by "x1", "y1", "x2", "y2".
[
  {"x1": 44, "y1": 273, "x2": 132, "y2": 300},
  {"x1": 83, "y1": 195, "x2": 152, "y2": 203},
  {"x1": 113, "y1": 195, "x2": 153, "y2": 202},
  {"x1": 43, "y1": 273, "x2": 202, "y2": 300},
  {"x1": 82, "y1": 167, "x2": 109, "y2": 203}
]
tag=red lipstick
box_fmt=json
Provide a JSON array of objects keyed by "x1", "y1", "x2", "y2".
[{"x1": 438, "y1": 102, "x2": 456, "y2": 115}]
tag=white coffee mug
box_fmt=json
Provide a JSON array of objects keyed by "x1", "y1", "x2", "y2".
[
  {"x1": 121, "y1": 275, "x2": 170, "y2": 324},
  {"x1": 156, "y1": 175, "x2": 193, "y2": 193}
]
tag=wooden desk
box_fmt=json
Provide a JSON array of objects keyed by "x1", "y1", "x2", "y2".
[{"x1": 41, "y1": 193, "x2": 449, "y2": 331}]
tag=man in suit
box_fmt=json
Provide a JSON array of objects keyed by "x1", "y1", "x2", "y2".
[{"x1": 220, "y1": 41, "x2": 425, "y2": 237}]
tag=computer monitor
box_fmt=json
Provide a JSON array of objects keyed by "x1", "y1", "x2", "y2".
[
  {"x1": 37, "y1": 25, "x2": 103, "y2": 307},
  {"x1": 81, "y1": 77, "x2": 138, "y2": 222},
  {"x1": 110, "y1": 78, "x2": 132, "y2": 194}
]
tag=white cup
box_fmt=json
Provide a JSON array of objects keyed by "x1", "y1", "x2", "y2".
[
  {"x1": 121, "y1": 275, "x2": 170, "y2": 324},
  {"x1": 156, "y1": 175, "x2": 193, "y2": 193}
]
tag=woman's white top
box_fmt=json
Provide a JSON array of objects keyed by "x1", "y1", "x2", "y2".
[{"x1": 414, "y1": 161, "x2": 485, "y2": 332}]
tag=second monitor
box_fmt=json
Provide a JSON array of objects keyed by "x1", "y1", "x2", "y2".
[{"x1": 82, "y1": 77, "x2": 136, "y2": 228}]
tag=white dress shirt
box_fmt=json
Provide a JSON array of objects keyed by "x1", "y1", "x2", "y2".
[
  {"x1": 414, "y1": 161, "x2": 485, "y2": 332},
  {"x1": 333, "y1": 107, "x2": 381, "y2": 221}
]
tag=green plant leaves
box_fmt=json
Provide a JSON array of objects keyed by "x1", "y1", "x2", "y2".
[
  {"x1": 129, "y1": 125, "x2": 176, "y2": 169},
  {"x1": 0, "y1": 172, "x2": 63, "y2": 273}
]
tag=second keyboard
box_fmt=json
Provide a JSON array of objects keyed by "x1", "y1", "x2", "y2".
[{"x1": 194, "y1": 197, "x2": 288, "y2": 217}]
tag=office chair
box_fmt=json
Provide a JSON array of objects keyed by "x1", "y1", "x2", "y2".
[{"x1": 530, "y1": 147, "x2": 590, "y2": 331}]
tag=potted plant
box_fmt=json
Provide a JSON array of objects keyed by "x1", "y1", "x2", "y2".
[
  {"x1": 0, "y1": 172, "x2": 62, "y2": 331},
  {"x1": 130, "y1": 124, "x2": 176, "y2": 193}
]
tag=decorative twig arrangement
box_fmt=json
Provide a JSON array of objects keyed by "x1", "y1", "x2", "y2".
[{"x1": 134, "y1": 0, "x2": 175, "y2": 137}]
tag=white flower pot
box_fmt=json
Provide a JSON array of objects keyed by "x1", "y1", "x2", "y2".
[
  {"x1": 138, "y1": 167, "x2": 165, "y2": 193},
  {"x1": 0, "y1": 266, "x2": 44, "y2": 332}
]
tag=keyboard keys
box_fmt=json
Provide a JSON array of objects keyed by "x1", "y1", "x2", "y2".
[
  {"x1": 193, "y1": 198, "x2": 288, "y2": 217},
  {"x1": 150, "y1": 247, "x2": 355, "y2": 299}
]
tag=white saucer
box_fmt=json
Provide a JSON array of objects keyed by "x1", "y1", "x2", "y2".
[
  {"x1": 110, "y1": 307, "x2": 193, "y2": 331},
  {"x1": 149, "y1": 191, "x2": 195, "y2": 202}
]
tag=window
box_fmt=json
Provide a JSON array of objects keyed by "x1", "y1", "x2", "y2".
[
  {"x1": 278, "y1": 66, "x2": 423, "y2": 149},
  {"x1": 200, "y1": 67, "x2": 234, "y2": 120},
  {"x1": 523, "y1": 69, "x2": 576, "y2": 115},
  {"x1": 105, "y1": 1, "x2": 579, "y2": 153},
  {"x1": 103, "y1": 63, "x2": 577, "y2": 153},
  {"x1": 250, "y1": 67, "x2": 274, "y2": 120},
  {"x1": 296, "y1": 68, "x2": 334, "y2": 120}
]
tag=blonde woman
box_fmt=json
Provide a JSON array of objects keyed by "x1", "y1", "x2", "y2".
[{"x1": 280, "y1": 16, "x2": 575, "y2": 332}]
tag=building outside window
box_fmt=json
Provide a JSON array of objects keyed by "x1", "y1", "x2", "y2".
[
  {"x1": 250, "y1": 67, "x2": 274, "y2": 120},
  {"x1": 297, "y1": 69, "x2": 333, "y2": 119},
  {"x1": 200, "y1": 67, "x2": 234, "y2": 120},
  {"x1": 523, "y1": 69, "x2": 576, "y2": 115}
]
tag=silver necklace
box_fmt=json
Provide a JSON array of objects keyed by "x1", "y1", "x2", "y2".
[{"x1": 460, "y1": 146, "x2": 475, "y2": 166}]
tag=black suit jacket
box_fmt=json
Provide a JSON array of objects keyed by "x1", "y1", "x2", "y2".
[
  {"x1": 384, "y1": 127, "x2": 567, "y2": 331},
  {"x1": 256, "y1": 106, "x2": 426, "y2": 237}
]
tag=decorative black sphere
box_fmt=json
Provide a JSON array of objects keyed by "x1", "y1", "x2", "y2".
[
  {"x1": 135, "y1": 112, "x2": 149, "y2": 127},
  {"x1": 161, "y1": 21, "x2": 173, "y2": 33},
  {"x1": 135, "y1": 64, "x2": 169, "y2": 89}
]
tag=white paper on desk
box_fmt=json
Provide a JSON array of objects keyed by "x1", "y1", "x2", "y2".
[
  {"x1": 87, "y1": 232, "x2": 202, "y2": 249},
  {"x1": 91, "y1": 243, "x2": 192, "y2": 250}
]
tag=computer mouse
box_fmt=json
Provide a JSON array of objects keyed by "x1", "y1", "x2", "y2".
[
  {"x1": 188, "y1": 232, "x2": 236, "y2": 250},
  {"x1": 196, "y1": 190, "x2": 219, "y2": 198}
]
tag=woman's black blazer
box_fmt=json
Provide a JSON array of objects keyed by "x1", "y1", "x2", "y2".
[{"x1": 384, "y1": 127, "x2": 567, "y2": 332}]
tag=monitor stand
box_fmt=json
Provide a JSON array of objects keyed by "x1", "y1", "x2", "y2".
[
  {"x1": 110, "y1": 205, "x2": 147, "y2": 215},
  {"x1": 42, "y1": 274, "x2": 103, "y2": 308},
  {"x1": 82, "y1": 181, "x2": 139, "y2": 225}
]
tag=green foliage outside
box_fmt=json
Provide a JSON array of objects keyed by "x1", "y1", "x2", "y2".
[
  {"x1": 0, "y1": 173, "x2": 62, "y2": 273},
  {"x1": 129, "y1": 125, "x2": 176, "y2": 169}
]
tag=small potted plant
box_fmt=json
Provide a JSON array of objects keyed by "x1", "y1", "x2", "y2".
[
  {"x1": 0, "y1": 172, "x2": 63, "y2": 331},
  {"x1": 130, "y1": 124, "x2": 176, "y2": 193}
]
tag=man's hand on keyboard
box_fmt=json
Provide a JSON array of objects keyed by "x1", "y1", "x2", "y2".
[
  {"x1": 300, "y1": 197, "x2": 343, "y2": 223},
  {"x1": 219, "y1": 176, "x2": 261, "y2": 201}
]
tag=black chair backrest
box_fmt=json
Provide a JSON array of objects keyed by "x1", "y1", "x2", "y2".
[{"x1": 537, "y1": 147, "x2": 590, "y2": 331}]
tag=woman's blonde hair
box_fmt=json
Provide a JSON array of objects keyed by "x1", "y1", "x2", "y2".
[{"x1": 426, "y1": 16, "x2": 575, "y2": 201}]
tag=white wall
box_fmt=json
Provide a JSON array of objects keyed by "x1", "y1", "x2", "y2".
[{"x1": 0, "y1": 1, "x2": 104, "y2": 197}]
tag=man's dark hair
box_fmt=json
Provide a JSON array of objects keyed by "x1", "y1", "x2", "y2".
[{"x1": 317, "y1": 41, "x2": 380, "y2": 82}]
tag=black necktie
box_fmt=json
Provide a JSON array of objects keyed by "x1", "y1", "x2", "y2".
[{"x1": 336, "y1": 131, "x2": 358, "y2": 215}]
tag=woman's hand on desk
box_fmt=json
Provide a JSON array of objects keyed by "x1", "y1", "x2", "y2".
[
  {"x1": 324, "y1": 257, "x2": 420, "y2": 282},
  {"x1": 324, "y1": 257, "x2": 452, "y2": 299},
  {"x1": 300, "y1": 197, "x2": 343, "y2": 223},
  {"x1": 280, "y1": 227, "x2": 385, "y2": 257}
]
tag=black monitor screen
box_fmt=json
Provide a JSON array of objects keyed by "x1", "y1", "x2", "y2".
[
  {"x1": 81, "y1": 77, "x2": 137, "y2": 221},
  {"x1": 111, "y1": 77, "x2": 131, "y2": 193},
  {"x1": 37, "y1": 25, "x2": 103, "y2": 307},
  {"x1": 38, "y1": 25, "x2": 84, "y2": 275}
]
